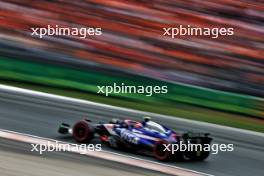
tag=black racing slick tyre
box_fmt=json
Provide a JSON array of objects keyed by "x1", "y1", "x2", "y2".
[
  {"x1": 181, "y1": 134, "x2": 212, "y2": 161},
  {"x1": 153, "y1": 141, "x2": 172, "y2": 161},
  {"x1": 72, "y1": 120, "x2": 94, "y2": 143},
  {"x1": 184, "y1": 150, "x2": 210, "y2": 161}
]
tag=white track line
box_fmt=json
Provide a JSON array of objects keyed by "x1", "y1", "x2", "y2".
[
  {"x1": 0, "y1": 129, "x2": 212, "y2": 176},
  {"x1": 0, "y1": 84, "x2": 263, "y2": 137}
]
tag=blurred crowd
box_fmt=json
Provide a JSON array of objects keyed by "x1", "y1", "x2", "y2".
[{"x1": 0, "y1": 0, "x2": 263, "y2": 97}]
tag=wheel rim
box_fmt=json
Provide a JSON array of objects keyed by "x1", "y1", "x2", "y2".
[
  {"x1": 76, "y1": 125, "x2": 86, "y2": 138},
  {"x1": 73, "y1": 121, "x2": 89, "y2": 141},
  {"x1": 154, "y1": 141, "x2": 170, "y2": 160},
  {"x1": 156, "y1": 143, "x2": 167, "y2": 157}
]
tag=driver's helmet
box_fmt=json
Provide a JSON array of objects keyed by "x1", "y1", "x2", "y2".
[
  {"x1": 120, "y1": 121, "x2": 128, "y2": 128},
  {"x1": 143, "y1": 116, "x2": 151, "y2": 122},
  {"x1": 142, "y1": 116, "x2": 151, "y2": 127},
  {"x1": 110, "y1": 118, "x2": 120, "y2": 124}
]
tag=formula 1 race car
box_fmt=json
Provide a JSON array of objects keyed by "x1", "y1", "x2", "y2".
[{"x1": 58, "y1": 117, "x2": 212, "y2": 161}]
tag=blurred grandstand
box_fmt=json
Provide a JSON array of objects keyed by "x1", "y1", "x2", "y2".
[{"x1": 0, "y1": 0, "x2": 263, "y2": 130}]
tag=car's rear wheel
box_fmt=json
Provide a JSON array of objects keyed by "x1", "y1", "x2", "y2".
[
  {"x1": 153, "y1": 141, "x2": 172, "y2": 161},
  {"x1": 184, "y1": 150, "x2": 210, "y2": 161},
  {"x1": 72, "y1": 120, "x2": 94, "y2": 143}
]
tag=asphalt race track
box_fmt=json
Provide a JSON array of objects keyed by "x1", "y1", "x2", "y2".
[
  {"x1": 0, "y1": 87, "x2": 263, "y2": 176},
  {"x1": 0, "y1": 138, "x2": 170, "y2": 176}
]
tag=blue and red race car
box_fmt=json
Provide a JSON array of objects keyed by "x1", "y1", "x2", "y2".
[{"x1": 58, "y1": 117, "x2": 212, "y2": 161}]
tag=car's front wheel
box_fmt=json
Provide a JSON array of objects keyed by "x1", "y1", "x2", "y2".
[{"x1": 72, "y1": 120, "x2": 94, "y2": 143}]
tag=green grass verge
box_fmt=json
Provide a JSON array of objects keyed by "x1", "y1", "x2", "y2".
[{"x1": 1, "y1": 80, "x2": 263, "y2": 133}]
